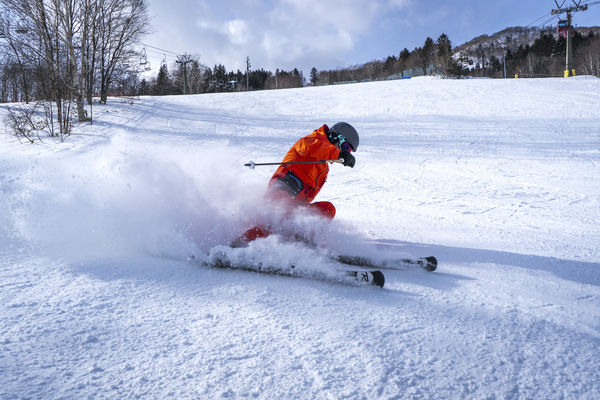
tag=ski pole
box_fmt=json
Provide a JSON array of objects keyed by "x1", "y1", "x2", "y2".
[{"x1": 245, "y1": 159, "x2": 343, "y2": 169}]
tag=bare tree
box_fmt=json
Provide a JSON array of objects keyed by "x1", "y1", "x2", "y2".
[
  {"x1": 0, "y1": 15, "x2": 30, "y2": 102},
  {"x1": 55, "y1": 0, "x2": 89, "y2": 122},
  {"x1": 95, "y1": 0, "x2": 150, "y2": 104},
  {"x1": 172, "y1": 54, "x2": 207, "y2": 94},
  {"x1": 1, "y1": 0, "x2": 84, "y2": 134},
  {"x1": 1, "y1": 0, "x2": 149, "y2": 140},
  {"x1": 3, "y1": 103, "x2": 45, "y2": 143},
  {"x1": 579, "y1": 36, "x2": 600, "y2": 77}
]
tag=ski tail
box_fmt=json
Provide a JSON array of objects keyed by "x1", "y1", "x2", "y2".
[{"x1": 336, "y1": 255, "x2": 437, "y2": 272}]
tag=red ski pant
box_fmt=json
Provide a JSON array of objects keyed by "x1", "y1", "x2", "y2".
[{"x1": 241, "y1": 199, "x2": 336, "y2": 243}]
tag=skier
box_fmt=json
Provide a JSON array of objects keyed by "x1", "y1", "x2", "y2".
[{"x1": 234, "y1": 122, "x2": 359, "y2": 246}]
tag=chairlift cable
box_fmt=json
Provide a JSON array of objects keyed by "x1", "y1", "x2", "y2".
[
  {"x1": 525, "y1": 11, "x2": 553, "y2": 27},
  {"x1": 135, "y1": 41, "x2": 178, "y2": 56}
]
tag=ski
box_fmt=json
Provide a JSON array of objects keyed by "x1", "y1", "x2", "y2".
[
  {"x1": 189, "y1": 255, "x2": 385, "y2": 288},
  {"x1": 335, "y1": 255, "x2": 438, "y2": 272},
  {"x1": 228, "y1": 233, "x2": 436, "y2": 274},
  {"x1": 344, "y1": 270, "x2": 385, "y2": 287}
]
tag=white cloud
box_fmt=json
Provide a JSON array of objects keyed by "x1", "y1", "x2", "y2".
[
  {"x1": 148, "y1": 0, "x2": 413, "y2": 73},
  {"x1": 254, "y1": 0, "x2": 389, "y2": 68},
  {"x1": 227, "y1": 19, "x2": 251, "y2": 45},
  {"x1": 145, "y1": 0, "x2": 600, "y2": 76}
]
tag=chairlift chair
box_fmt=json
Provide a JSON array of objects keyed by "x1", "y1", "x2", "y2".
[
  {"x1": 15, "y1": 18, "x2": 28, "y2": 34},
  {"x1": 139, "y1": 48, "x2": 148, "y2": 66},
  {"x1": 557, "y1": 20, "x2": 570, "y2": 38}
]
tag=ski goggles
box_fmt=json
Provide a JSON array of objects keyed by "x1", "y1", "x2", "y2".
[
  {"x1": 336, "y1": 135, "x2": 354, "y2": 152},
  {"x1": 340, "y1": 142, "x2": 353, "y2": 152}
]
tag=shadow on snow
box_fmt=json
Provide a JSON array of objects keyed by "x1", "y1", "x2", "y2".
[{"x1": 373, "y1": 239, "x2": 600, "y2": 287}]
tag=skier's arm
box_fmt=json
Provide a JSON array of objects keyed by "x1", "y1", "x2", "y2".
[{"x1": 294, "y1": 137, "x2": 340, "y2": 161}]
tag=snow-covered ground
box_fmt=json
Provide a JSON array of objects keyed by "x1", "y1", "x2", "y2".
[{"x1": 1, "y1": 76, "x2": 599, "y2": 399}]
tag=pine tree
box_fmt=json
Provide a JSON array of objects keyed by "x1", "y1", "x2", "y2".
[
  {"x1": 310, "y1": 67, "x2": 319, "y2": 85},
  {"x1": 139, "y1": 79, "x2": 149, "y2": 95},
  {"x1": 436, "y1": 33, "x2": 452, "y2": 75},
  {"x1": 419, "y1": 37, "x2": 434, "y2": 75},
  {"x1": 383, "y1": 56, "x2": 397, "y2": 76},
  {"x1": 153, "y1": 64, "x2": 174, "y2": 95},
  {"x1": 399, "y1": 48, "x2": 410, "y2": 77},
  {"x1": 213, "y1": 64, "x2": 227, "y2": 91},
  {"x1": 446, "y1": 57, "x2": 465, "y2": 78},
  {"x1": 422, "y1": 37, "x2": 435, "y2": 75},
  {"x1": 489, "y1": 55, "x2": 502, "y2": 77}
]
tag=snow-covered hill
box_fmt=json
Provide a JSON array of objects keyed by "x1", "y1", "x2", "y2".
[
  {"x1": 1, "y1": 76, "x2": 599, "y2": 399},
  {"x1": 453, "y1": 25, "x2": 600, "y2": 68}
]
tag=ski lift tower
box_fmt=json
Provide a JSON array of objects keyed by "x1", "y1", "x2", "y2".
[
  {"x1": 551, "y1": 0, "x2": 588, "y2": 77},
  {"x1": 176, "y1": 54, "x2": 193, "y2": 94}
]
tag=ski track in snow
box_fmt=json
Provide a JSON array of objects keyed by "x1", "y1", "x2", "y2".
[{"x1": 1, "y1": 77, "x2": 600, "y2": 399}]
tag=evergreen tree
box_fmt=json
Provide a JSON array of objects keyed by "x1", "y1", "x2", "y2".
[
  {"x1": 201, "y1": 68, "x2": 214, "y2": 92},
  {"x1": 489, "y1": 55, "x2": 502, "y2": 77},
  {"x1": 292, "y1": 68, "x2": 305, "y2": 87},
  {"x1": 436, "y1": 33, "x2": 452, "y2": 75},
  {"x1": 446, "y1": 57, "x2": 465, "y2": 78},
  {"x1": 383, "y1": 56, "x2": 397, "y2": 76},
  {"x1": 139, "y1": 79, "x2": 149, "y2": 95},
  {"x1": 310, "y1": 67, "x2": 319, "y2": 85},
  {"x1": 213, "y1": 64, "x2": 227, "y2": 91},
  {"x1": 531, "y1": 33, "x2": 557, "y2": 56},
  {"x1": 153, "y1": 63, "x2": 176, "y2": 95},
  {"x1": 399, "y1": 48, "x2": 410, "y2": 77},
  {"x1": 422, "y1": 37, "x2": 435, "y2": 75},
  {"x1": 249, "y1": 69, "x2": 271, "y2": 90}
]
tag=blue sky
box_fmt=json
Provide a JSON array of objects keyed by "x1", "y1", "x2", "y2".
[{"x1": 142, "y1": 0, "x2": 600, "y2": 75}]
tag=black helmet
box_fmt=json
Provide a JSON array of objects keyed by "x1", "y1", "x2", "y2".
[{"x1": 327, "y1": 122, "x2": 359, "y2": 151}]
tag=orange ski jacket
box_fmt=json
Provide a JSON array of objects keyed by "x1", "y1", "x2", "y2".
[{"x1": 269, "y1": 125, "x2": 340, "y2": 203}]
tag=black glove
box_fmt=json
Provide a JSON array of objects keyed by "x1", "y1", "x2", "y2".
[{"x1": 339, "y1": 150, "x2": 355, "y2": 168}]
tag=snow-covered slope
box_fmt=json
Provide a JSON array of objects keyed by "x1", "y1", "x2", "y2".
[{"x1": 1, "y1": 76, "x2": 599, "y2": 399}]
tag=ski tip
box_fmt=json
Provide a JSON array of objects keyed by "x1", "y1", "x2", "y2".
[
  {"x1": 371, "y1": 270, "x2": 385, "y2": 288},
  {"x1": 422, "y1": 256, "x2": 438, "y2": 272}
]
